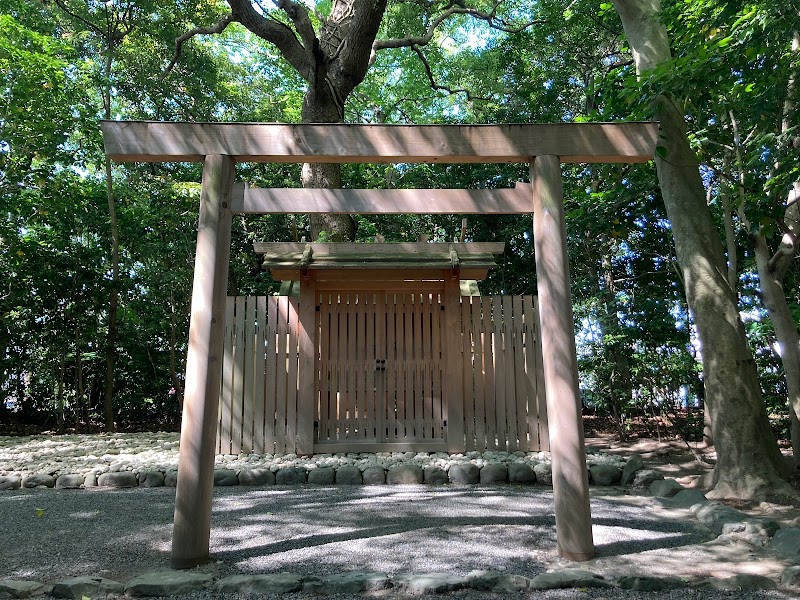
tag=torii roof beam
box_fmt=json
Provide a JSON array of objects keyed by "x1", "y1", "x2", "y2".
[{"x1": 100, "y1": 121, "x2": 659, "y2": 164}]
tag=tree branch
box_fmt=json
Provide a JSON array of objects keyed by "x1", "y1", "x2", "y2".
[
  {"x1": 227, "y1": 0, "x2": 314, "y2": 81},
  {"x1": 160, "y1": 13, "x2": 234, "y2": 81},
  {"x1": 276, "y1": 0, "x2": 319, "y2": 57},
  {"x1": 52, "y1": 0, "x2": 105, "y2": 37},
  {"x1": 411, "y1": 45, "x2": 489, "y2": 102},
  {"x1": 372, "y1": 0, "x2": 542, "y2": 54}
]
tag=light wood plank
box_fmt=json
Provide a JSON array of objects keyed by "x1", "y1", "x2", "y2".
[
  {"x1": 172, "y1": 154, "x2": 234, "y2": 569},
  {"x1": 461, "y1": 297, "x2": 474, "y2": 450},
  {"x1": 431, "y1": 292, "x2": 443, "y2": 443},
  {"x1": 101, "y1": 121, "x2": 659, "y2": 164},
  {"x1": 502, "y1": 295, "x2": 517, "y2": 451},
  {"x1": 313, "y1": 441, "x2": 448, "y2": 453},
  {"x1": 242, "y1": 297, "x2": 256, "y2": 454},
  {"x1": 445, "y1": 278, "x2": 465, "y2": 452},
  {"x1": 365, "y1": 293, "x2": 377, "y2": 440},
  {"x1": 297, "y1": 280, "x2": 316, "y2": 455},
  {"x1": 376, "y1": 292, "x2": 387, "y2": 443},
  {"x1": 218, "y1": 297, "x2": 235, "y2": 455},
  {"x1": 231, "y1": 297, "x2": 246, "y2": 455},
  {"x1": 513, "y1": 296, "x2": 529, "y2": 451},
  {"x1": 253, "y1": 296, "x2": 266, "y2": 454},
  {"x1": 346, "y1": 293, "x2": 358, "y2": 438},
  {"x1": 413, "y1": 294, "x2": 424, "y2": 439},
  {"x1": 482, "y1": 297, "x2": 497, "y2": 451},
  {"x1": 471, "y1": 297, "x2": 486, "y2": 451},
  {"x1": 534, "y1": 297, "x2": 549, "y2": 451},
  {"x1": 318, "y1": 293, "x2": 331, "y2": 442},
  {"x1": 286, "y1": 298, "x2": 299, "y2": 452},
  {"x1": 532, "y1": 156, "x2": 594, "y2": 560},
  {"x1": 336, "y1": 294, "x2": 348, "y2": 440},
  {"x1": 492, "y1": 297, "x2": 506, "y2": 451},
  {"x1": 275, "y1": 296, "x2": 289, "y2": 452},
  {"x1": 235, "y1": 185, "x2": 534, "y2": 214},
  {"x1": 264, "y1": 296, "x2": 279, "y2": 452}
]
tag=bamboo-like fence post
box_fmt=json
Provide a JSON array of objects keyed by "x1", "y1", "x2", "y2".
[
  {"x1": 171, "y1": 154, "x2": 234, "y2": 569},
  {"x1": 531, "y1": 156, "x2": 595, "y2": 561}
]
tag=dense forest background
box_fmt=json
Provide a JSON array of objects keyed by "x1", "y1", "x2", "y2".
[{"x1": 0, "y1": 0, "x2": 797, "y2": 451}]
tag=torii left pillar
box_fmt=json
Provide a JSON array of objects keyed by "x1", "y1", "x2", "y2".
[{"x1": 172, "y1": 155, "x2": 235, "y2": 568}]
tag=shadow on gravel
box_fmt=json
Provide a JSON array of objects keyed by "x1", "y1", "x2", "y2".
[{"x1": 1, "y1": 486, "x2": 710, "y2": 583}]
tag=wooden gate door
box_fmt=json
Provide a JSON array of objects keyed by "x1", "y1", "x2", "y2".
[{"x1": 315, "y1": 289, "x2": 447, "y2": 452}]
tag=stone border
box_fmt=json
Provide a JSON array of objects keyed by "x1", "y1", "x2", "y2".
[
  {"x1": 2, "y1": 563, "x2": 797, "y2": 599},
  {"x1": 4, "y1": 458, "x2": 800, "y2": 596},
  {"x1": 1, "y1": 454, "x2": 656, "y2": 491}
]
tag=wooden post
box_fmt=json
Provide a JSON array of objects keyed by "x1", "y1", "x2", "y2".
[
  {"x1": 531, "y1": 156, "x2": 595, "y2": 561},
  {"x1": 297, "y1": 276, "x2": 317, "y2": 455},
  {"x1": 172, "y1": 155, "x2": 234, "y2": 569},
  {"x1": 444, "y1": 277, "x2": 465, "y2": 452}
]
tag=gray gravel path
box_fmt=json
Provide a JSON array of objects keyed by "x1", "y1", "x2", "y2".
[{"x1": 1, "y1": 485, "x2": 795, "y2": 599}]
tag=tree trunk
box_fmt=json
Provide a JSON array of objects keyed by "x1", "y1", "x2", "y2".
[
  {"x1": 300, "y1": 86, "x2": 356, "y2": 241},
  {"x1": 101, "y1": 42, "x2": 117, "y2": 433},
  {"x1": 612, "y1": 0, "x2": 791, "y2": 499},
  {"x1": 57, "y1": 358, "x2": 66, "y2": 434},
  {"x1": 169, "y1": 290, "x2": 185, "y2": 415},
  {"x1": 103, "y1": 155, "x2": 118, "y2": 432},
  {"x1": 601, "y1": 254, "x2": 633, "y2": 438},
  {"x1": 751, "y1": 193, "x2": 800, "y2": 465}
]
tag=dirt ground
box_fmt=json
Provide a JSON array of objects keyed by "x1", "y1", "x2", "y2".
[{"x1": 577, "y1": 432, "x2": 800, "y2": 583}]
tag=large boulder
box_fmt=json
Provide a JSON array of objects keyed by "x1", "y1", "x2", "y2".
[
  {"x1": 424, "y1": 466, "x2": 449, "y2": 485},
  {"x1": 55, "y1": 474, "x2": 84, "y2": 489},
  {"x1": 479, "y1": 464, "x2": 508, "y2": 484},
  {"x1": 631, "y1": 469, "x2": 663, "y2": 488},
  {"x1": 508, "y1": 463, "x2": 536, "y2": 484},
  {"x1": 529, "y1": 569, "x2": 611, "y2": 590},
  {"x1": 649, "y1": 479, "x2": 684, "y2": 498},
  {"x1": 126, "y1": 571, "x2": 213, "y2": 596},
  {"x1": 0, "y1": 475, "x2": 21, "y2": 490},
  {"x1": 22, "y1": 473, "x2": 55, "y2": 489},
  {"x1": 308, "y1": 467, "x2": 336, "y2": 485},
  {"x1": 214, "y1": 574, "x2": 302, "y2": 595},
  {"x1": 0, "y1": 580, "x2": 52, "y2": 598},
  {"x1": 52, "y1": 577, "x2": 123, "y2": 599},
  {"x1": 667, "y1": 488, "x2": 707, "y2": 509},
  {"x1": 770, "y1": 527, "x2": 800, "y2": 559},
  {"x1": 361, "y1": 466, "x2": 383, "y2": 484},
  {"x1": 620, "y1": 454, "x2": 644, "y2": 485},
  {"x1": 589, "y1": 464, "x2": 622, "y2": 486},
  {"x1": 275, "y1": 467, "x2": 306, "y2": 485},
  {"x1": 213, "y1": 469, "x2": 239, "y2": 486},
  {"x1": 393, "y1": 573, "x2": 467, "y2": 594},
  {"x1": 303, "y1": 572, "x2": 391, "y2": 594},
  {"x1": 238, "y1": 468, "x2": 275, "y2": 486},
  {"x1": 387, "y1": 464, "x2": 423, "y2": 485},
  {"x1": 533, "y1": 463, "x2": 553, "y2": 486},
  {"x1": 449, "y1": 464, "x2": 480, "y2": 484},
  {"x1": 139, "y1": 471, "x2": 165, "y2": 488},
  {"x1": 97, "y1": 471, "x2": 137, "y2": 488},
  {"x1": 336, "y1": 465, "x2": 364, "y2": 484}
]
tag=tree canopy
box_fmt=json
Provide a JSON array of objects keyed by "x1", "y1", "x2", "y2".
[{"x1": 1, "y1": 0, "x2": 798, "y2": 496}]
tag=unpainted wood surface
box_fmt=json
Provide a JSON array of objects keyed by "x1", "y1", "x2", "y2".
[
  {"x1": 218, "y1": 294, "x2": 546, "y2": 454},
  {"x1": 233, "y1": 184, "x2": 535, "y2": 214},
  {"x1": 101, "y1": 121, "x2": 659, "y2": 164}
]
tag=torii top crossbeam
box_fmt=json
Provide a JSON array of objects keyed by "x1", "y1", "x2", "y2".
[
  {"x1": 100, "y1": 121, "x2": 658, "y2": 164},
  {"x1": 100, "y1": 120, "x2": 658, "y2": 571}
]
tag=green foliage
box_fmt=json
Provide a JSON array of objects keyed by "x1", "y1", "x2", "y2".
[{"x1": 0, "y1": 0, "x2": 793, "y2": 437}]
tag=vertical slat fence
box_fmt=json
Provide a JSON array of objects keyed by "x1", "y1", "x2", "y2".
[{"x1": 217, "y1": 293, "x2": 546, "y2": 454}]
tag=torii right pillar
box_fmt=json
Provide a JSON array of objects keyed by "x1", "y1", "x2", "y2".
[{"x1": 531, "y1": 156, "x2": 595, "y2": 561}]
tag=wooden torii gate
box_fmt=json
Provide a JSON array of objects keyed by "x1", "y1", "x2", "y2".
[{"x1": 101, "y1": 120, "x2": 658, "y2": 569}]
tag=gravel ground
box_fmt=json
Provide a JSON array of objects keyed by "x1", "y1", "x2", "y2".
[{"x1": 2, "y1": 484, "x2": 796, "y2": 599}]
